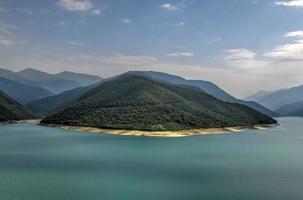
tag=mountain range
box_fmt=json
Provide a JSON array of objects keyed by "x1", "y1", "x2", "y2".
[
  {"x1": 25, "y1": 71, "x2": 278, "y2": 117},
  {"x1": 0, "y1": 68, "x2": 103, "y2": 103},
  {"x1": 42, "y1": 75, "x2": 276, "y2": 131},
  {"x1": 246, "y1": 85, "x2": 303, "y2": 116},
  {"x1": 0, "y1": 77, "x2": 53, "y2": 104}
]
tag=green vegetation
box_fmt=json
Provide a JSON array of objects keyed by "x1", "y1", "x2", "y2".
[
  {"x1": 0, "y1": 91, "x2": 35, "y2": 122},
  {"x1": 128, "y1": 71, "x2": 278, "y2": 117},
  {"x1": 42, "y1": 75, "x2": 276, "y2": 131},
  {"x1": 27, "y1": 83, "x2": 98, "y2": 116}
]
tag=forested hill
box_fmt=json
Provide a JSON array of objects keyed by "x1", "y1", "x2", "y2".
[{"x1": 42, "y1": 75, "x2": 276, "y2": 131}]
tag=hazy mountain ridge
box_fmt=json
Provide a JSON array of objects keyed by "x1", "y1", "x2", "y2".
[
  {"x1": 246, "y1": 90, "x2": 274, "y2": 101},
  {"x1": 0, "y1": 68, "x2": 103, "y2": 95},
  {"x1": 275, "y1": 101, "x2": 303, "y2": 116},
  {"x1": 247, "y1": 85, "x2": 303, "y2": 111},
  {"x1": 0, "y1": 77, "x2": 53, "y2": 104},
  {"x1": 41, "y1": 75, "x2": 276, "y2": 131}
]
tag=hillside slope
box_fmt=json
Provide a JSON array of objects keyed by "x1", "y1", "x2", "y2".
[
  {"x1": 127, "y1": 71, "x2": 278, "y2": 117},
  {"x1": 0, "y1": 91, "x2": 34, "y2": 122},
  {"x1": 42, "y1": 75, "x2": 276, "y2": 131},
  {"x1": 27, "y1": 83, "x2": 99, "y2": 116}
]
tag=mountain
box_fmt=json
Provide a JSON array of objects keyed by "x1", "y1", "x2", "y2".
[
  {"x1": 127, "y1": 71, "x2": 278, "y2": 117},
  {"x1": 275, "y1": 101, "x2": 303, "y2": 116},
  {"x1": 27, "y1": 82, "x2": 99, "y2": 116},
  {"x1": 0, "y1": 91, "x2": 34, "y2": 122},
  {"x1": 0, "y1": 68, "x2": 33, "y2": 84},
  {"x1": 0, "y1": 77, "x2": 53, "y2": 104},
  {"x1": 16, "y1": 68, "x2": 81, "y2": 94},
  {"x1": 246, "y1": 90, "x2": 273, "y2": 101},
  {"x1": 249, "y1": 85, "x2": 303, "y2": 110},
  {"x1": 55, "y1": 71, "x2": 102, "y2": 86},
  {"x1": 41, "y1": 75, "x2": 276, "y2": 131}
]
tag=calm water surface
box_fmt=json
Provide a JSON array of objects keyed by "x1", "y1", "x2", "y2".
[{"x1": 0, "y1": 117, "x2": 302, "y2": 200}]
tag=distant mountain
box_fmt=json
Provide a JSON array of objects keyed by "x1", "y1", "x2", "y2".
[
  {"x1": 0, "y1": 91, "x2": 34, "y2": 122},
  {"x1": 249, "y1": 85, "x2": 303, "y2": 110},
  {"x1": 275, "y1": 101, "x2": 303, "y2": 116},
  {"x1": 16, "y1": 68, "x2": 81, "y2": 94},
  {"x1": 127, "y1": 71, "x2": 278, "y2": 117},
  {"x1": 0, "y1": 77, "x2": 53, "y2": 104},
  {"x1": 27, "y1": 82, "x2": 100, "y2": 116},
  {"x1": 56, "y1": 71, "x2": 102, "y2": 86},
  {"x1": 41, "y1": 75, "x2": 276, "y2": 131},
  {"x1": 0, "y1": 68, "x2": 103, "y2": 95},
  {"x1": 0, "y1": 68, "x2": 33, "y2": 84},
  {"x1": 246, "y1": 90, "x2": 273, "y2": 101}
]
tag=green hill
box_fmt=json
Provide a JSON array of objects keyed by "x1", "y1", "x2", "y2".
[
  {"x1": 127, "y1": 71, "x2": 278, "y2": 117},
  {"x1": 0, "y1": 91, "x2": 35, "y2": 122},
  {"x1": 42, "y1": 75, "x2": 276, "y2": 131}
]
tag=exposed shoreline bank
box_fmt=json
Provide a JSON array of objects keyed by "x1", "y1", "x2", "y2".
[
  {"x1": 41, "y1": 123, "x2": 278, "y2": 137},
  {"x1": 0, "y1": 119, "x2": 41, "y2": 125}
]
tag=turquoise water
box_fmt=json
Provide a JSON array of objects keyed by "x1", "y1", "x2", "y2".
[{"x1": 0, "y1": 117, "x2": 303, "y2": 200}]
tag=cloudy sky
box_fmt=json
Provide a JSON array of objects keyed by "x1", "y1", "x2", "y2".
[{"x1": 1, "y1": 0, "x2": 303, "y2": 97}]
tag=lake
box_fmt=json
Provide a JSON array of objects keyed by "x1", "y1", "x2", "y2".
[{"x1": 0, "y1": 117, "x2": 302, "y2": 200}]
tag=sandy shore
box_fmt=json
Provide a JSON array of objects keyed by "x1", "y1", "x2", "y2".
[{"x1": 42, "y1": 123, "x2": 278, "y2": 137}]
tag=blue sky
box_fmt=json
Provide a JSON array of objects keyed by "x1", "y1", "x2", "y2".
[{"x1": 1, "y1": 0, "x2": 303, "y2": 97}]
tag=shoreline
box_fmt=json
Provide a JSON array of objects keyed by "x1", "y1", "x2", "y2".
[
  {"x1": 0, "y1": 119, "x2": 42, "y2": 125},
  {"x1": 41, "y1": 123, "x2": 278, "y2": 137}
]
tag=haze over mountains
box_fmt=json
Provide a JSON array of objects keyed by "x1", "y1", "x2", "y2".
[
  {"x1": 0, "y1": 67, "x2": 279, "y2": 130},
  {"x1": 0, "y1": 77, "x2": 52, "y2": 104},
  {"x1": 0, "y1": 68, "x2": 103, "y2": 103},
  {"x1": 247, "y1": 85, "x2": 303, "y2": 117},
  {"x1": 22, "y1": 70, "x2": 278, "y2": 118},
  {"x1": 42, "y1": 75, "x2": 276, "y2": 131},
  {"x1": 7, "y1": 66, "x2": 303, "y2": 125}
]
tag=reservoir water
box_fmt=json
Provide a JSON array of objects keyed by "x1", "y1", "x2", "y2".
[{"x1": 0, "y1": 117, "x2": 302, "y2": 200}]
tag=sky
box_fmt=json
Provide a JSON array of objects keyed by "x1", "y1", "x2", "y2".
[{"x1": 1, "y1": 0, "x2": 303, "y2": 98}]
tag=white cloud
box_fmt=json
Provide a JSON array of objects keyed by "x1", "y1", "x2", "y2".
[
  {"x1": 0, "y1": 22, "x2": 26, "y2": 47},
  {"x1": 121, "y1": 18, "x2": 131, "y2": 24},
  {"x1": 160, "y1": 3, "x2": 186, "y2": 11},
  {"x1": 285, "y1": 30, "x2": 303, "y2": 38},
  {"x1": 166, "y1": 52, "x2": 194, "y2": 57},
  {"x1": 224, "y1": 49, "x2": 256, "y2": 60},
  {"x1": 91, "y1": 8, "x2": 102, "y2": 15},
  {"x1": 224, "y1": 48, "x2": 270, "y2": 70},
  {"x1": 175, "y1": 22, "x2": 185, "y2": 27},
  {"x1": 57, "y1": 0, "x2": 93, "y2": 11},
  {"x1": 263, "y1": 30, "x2": 303, "y2": 60},
  {"x1": 67, "y1": 41, "x2": 84, "y2": 46},
  {"x1": 0, "y1": 22, "x2": 17, "y2": 36},
  {"x1": 56, "y1": 21, "x2": 65, "y2": 26},
  {"x1": 16, "y1": 8, "x2": 32, "y2": 15},
  {"x1": 264, "y1": 39, "x2": 303, "y2": 60},
  {"x1": 276, "y1": 0, "x2": 303, "y2": 7}
]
